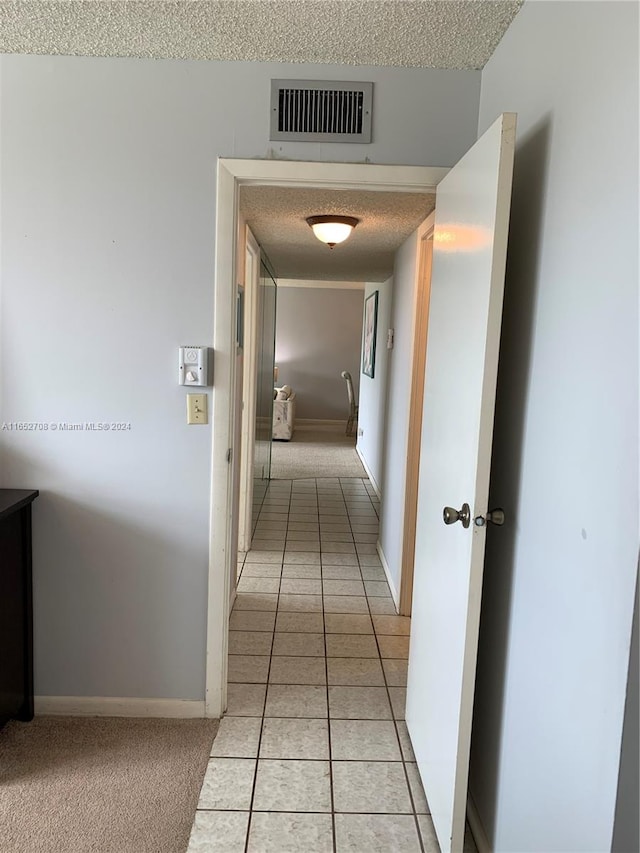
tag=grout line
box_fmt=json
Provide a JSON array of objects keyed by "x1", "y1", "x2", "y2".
[
  {"x1": 242, "y1": 481, "x2": 289, "y2": 853},
  {"x1": 198, "y1": 807, "x2": 418, "y2": 815},
  {"x1": 206, "y1": 754, "x2": 409, "y2": 762},
  {"x1": 317, "y1": 477, "x2": 338, "y2": 853}
]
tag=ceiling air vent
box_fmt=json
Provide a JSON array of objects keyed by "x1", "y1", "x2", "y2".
[{"x1": 270, "y1": 80, "x2": 373, "y2": 144}]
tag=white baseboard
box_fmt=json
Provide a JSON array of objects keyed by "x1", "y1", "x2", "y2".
[
  {"x1": 467, "y1": 793, "x2": 492, "y2": 853},
  {"x1": 35, "y1": 696, "x2": 207, "y2": 718},
  {"x1": 376, "y1": 541, "x2": 399, "y2": 611},
  {"x1": 295, "y1": 419, "x2": 345, "y2": 431},
  {"x1": 355, "y1": 446, "x2": 382, "y2": 497}
]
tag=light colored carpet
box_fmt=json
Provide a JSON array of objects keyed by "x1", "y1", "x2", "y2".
[
  {"x1": 271, "y1": 428, "x2": 367, "y2": 479},
  {"x1": 0, "y1": 716, "x2": 218, "y2": 853}
]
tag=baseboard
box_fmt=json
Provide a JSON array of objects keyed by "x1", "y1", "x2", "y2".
[
  {"x1": 467, "y1": 792, "x2": 492, "y2": 853},
  {"x1": 34, "y1": 696, "x2": 207, "y2": 718},
  {"x1": 355, "y1": 446, "x2": 382, "y2": 497},
  {"x1": 295, "y1": 419, "x2": 345, "y2": 431},
  {"x1": 376, "y1": 541, "x2": 400, "y2": 611}
]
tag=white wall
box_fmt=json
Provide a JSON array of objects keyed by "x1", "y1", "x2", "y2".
[
  {"x1": 275, "y1": 285, "x2": 364, "y2": 421},
  {"x1": 356, "y1": 278, "x2": 393, "y2": 494},
  {"x1": 0, "y1": 54, "x2": 481, "y2": 700},
  {"x1": 469, "y1": 3, "x2": 639, "y2": 850},
  {"x1": 377, "y1": 230, "x2": 420, "y2": 598}
]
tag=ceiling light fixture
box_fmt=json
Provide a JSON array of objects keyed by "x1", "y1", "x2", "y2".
[{"x1": 306, "y1": 215, "x2": 359, "y2": 249}]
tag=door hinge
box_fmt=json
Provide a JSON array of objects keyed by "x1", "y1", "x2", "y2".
[{"x1": 226, "y1": 448, "x2": 232, "y2": 463}]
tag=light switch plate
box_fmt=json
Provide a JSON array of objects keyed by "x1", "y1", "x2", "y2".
[{"x1": 187, "y1": 394, "x2": 208, "y2": 424}]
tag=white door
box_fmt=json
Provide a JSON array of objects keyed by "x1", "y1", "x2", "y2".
[{"x1": 406, "y1": 113, "x2": 517, "y2": 853}]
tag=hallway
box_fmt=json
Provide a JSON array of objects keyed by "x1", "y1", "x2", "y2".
[{"x1": 187, "y1": 477, "x2": 444, "y2": 852}]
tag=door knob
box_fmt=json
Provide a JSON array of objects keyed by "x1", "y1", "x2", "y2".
[
  {"x1": 443, "y1": 503, "x2": 471, "y2": 528},
  {"x1": 474, "y1": 508, "x2": 505, "y2": 527}
]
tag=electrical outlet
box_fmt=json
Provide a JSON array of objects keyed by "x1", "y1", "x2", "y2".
[{"x1": 187, "y1": 394, "x2": 208, "y2": 424}]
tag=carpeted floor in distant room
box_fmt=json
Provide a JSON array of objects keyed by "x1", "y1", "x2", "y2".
[
  {"x1": 270, "y1": 428, "x2": 367, "y2": 480},
  {"x1": 0, "y1": 716, "x2": 219, "y2": 853}
]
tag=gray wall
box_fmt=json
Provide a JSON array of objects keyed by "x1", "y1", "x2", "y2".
[
  {"x1": 275, "y1": 286, "x2": 364, "y2": 422},
  {"x1": 469, "y1": 2, "x2": 639, "y2": 850},
  {"x1": 0, "y1": 54, "x2": 481, "y2": 699},
  {"x1": 378, "y1": 230, "x2": 421, "y2": 599},
  {"x1": 356, "y1": 279, "x2": 393, "y2": 493}
]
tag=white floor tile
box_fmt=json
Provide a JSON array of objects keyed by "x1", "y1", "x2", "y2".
[
  {"x1": 328, "y1": 686, "x2": 392, "y2": 720},
  {"x1": 226, "y1": 683, "x2": 267, "y2": 717},
  {"x1": 188, "y1": 810, "x2": 249, "y2": 852},
  {"x1": 264, "y1": 684, "x2": 328, "y2": 718},
  {"x1": 211, "y1": 716, "x2": 263, "y2": 758},
  {"x1": 272, "y1": 632, "x2": 325, "y2": 657},
  {"x1": 324, "y1": 613, "x2": 373, "y2": 634},
  {"x1": 253, "y1": 759, "x2": 332, "y2": 812},
  {"x1": 327, "y1": 657, "x2": 385, "y2": 686},
  {"x1": 269, "y1": 655, "x2": 327, "y2": 685},
  {"x1": 331, "y1": 719, "x2": 402, "y2": 761},
  {"x1": 332, "y1": 760, "x2": 413, "y2": 813},
  {"x1": 325, "y1": 633, "x2": 379, "y2": 658},
  {"x1": 260, "y1": 717, "x2": 330, "y2": 759},
  {"x1": 335, "y1": 814, "x2": 421, "y2": 853},
  {"x1": 197, "y1": 758, "x2": 256, "y2": 810},
  {"x1": 247, "y1": 812, "x2": 333, "y2": 853}
]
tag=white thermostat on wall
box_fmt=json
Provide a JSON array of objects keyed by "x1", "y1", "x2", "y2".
[{"x1": 178, "y1": 346, "x2": 209, "y2": 386}]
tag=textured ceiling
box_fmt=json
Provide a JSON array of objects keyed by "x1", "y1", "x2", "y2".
[
  {"x1": 240, "y1": 186, "x2": 435, "y2": 281},
  {"x1": 0, "y1": 1, "x2": 522, "y2": 70}
]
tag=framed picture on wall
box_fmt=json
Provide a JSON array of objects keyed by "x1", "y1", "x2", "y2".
[{"x1": 362, "y1": 290, "x2": 378, "y2": 378}]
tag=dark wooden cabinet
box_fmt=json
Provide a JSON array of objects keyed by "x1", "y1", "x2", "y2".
[{"x1": 0, "y1": 489, "x2": 38, "y2": 728}]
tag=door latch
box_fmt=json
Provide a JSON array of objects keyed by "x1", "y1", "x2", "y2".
[{"x1": 474, "y1": 508, "x2": 505, "y2": 527}]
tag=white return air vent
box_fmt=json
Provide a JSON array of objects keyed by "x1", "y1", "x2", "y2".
[{"x1": 270, "y1": 80, "x2": 373, "y2": 144}]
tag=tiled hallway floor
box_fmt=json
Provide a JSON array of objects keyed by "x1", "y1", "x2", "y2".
[{"x1": 188, "y1": 477, "x2": 474, "y2": 852}]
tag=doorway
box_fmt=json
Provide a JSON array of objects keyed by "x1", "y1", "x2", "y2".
[{"x1": 206, "y1": 160, "x2": 446, "y2": 720}]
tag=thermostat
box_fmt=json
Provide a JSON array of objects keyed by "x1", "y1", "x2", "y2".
[{"x1": 178, "y1": 346, "x2": 209, "y2": 386}]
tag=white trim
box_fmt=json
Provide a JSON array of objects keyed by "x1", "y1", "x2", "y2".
[
  {"x1": 219, "y1": 159, "x2": 448, "y2": 192},
  {"x1": 467, "y1": 793, "x2": 492, "y2": 853},
  {"x1": 278, "y1": 278, "x2": 366, "y2": 290},
  {"x1": 356, "y1": 445, "x2": 382, "y2": 498},
  {"x1": 295, "y1": 418, "x2": 345, "y2": 430},
  {"x1": 35, "y1": 696, "x2": 207, "y2": 718},
  {"x1": 376, "y1": 541, "x2": 399, "y2": 610},
  {"x1": 205, "y1": 159, "x2": 237, "y2": 719},
  {"x1": 207, "y1": 158, "x2": 451, "y2": 723}
]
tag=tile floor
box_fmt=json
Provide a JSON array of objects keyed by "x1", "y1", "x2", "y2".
[{"x1": 188, "y1": 477, "x2": 477, "y2": 852}]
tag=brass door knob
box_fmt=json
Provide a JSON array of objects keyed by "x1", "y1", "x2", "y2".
[{"x1": 442, "y1": 503, "x2": 471, "y2": 528}]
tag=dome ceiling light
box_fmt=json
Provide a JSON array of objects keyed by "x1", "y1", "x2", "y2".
[{"x1": 306, "y1": 215, "x2": 360, "y2": 249}]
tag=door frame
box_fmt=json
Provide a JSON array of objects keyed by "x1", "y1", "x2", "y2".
[
  {"x1": 237, "y1": 226, "x2": 261, "y2": 553},
  {"x1": 398, "y1": 213, "x2": 436, "y2": 616},
  {"x1": 206, "y1": 159, "x2": 449, "y2": 718}
]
